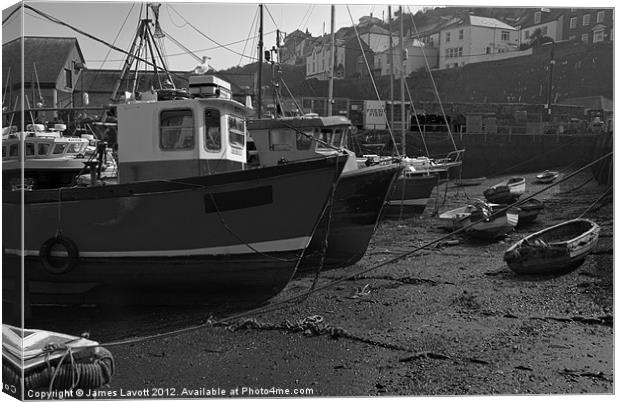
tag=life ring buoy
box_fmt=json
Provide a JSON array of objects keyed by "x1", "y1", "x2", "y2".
[{"x1": 39, "y1": 236, "x2": 79, "y2": 275}]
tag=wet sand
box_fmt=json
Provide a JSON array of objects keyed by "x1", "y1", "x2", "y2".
[{"x1": 27, "y1": 169, "x2": 613, "y2": 396}]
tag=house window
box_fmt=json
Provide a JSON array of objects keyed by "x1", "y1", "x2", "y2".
[
  {"x1": 583, "y1": 14, "x2": 590, "y2": 26},
  {"x1": 501, "y1": 30, "x2": 510, "y2": 41},
  {"x1": 459, "y1": 29, "x2": 464, "y2": 40},
  {"x1": 534, "y1": 11, "x2": 541, "y2": 24},
  {"x1": 486, "y1": 47, "x2": 491, "y2": 54},
  {"x1": 64, "y1": 69, "x2": 72, "y2": 88},
  {"x1": 569, "y1": 17, "x2": 577, "y2": 29},
  {"x1": 541, "y1": 26, "x2": 548, "y2": 36},
  {"x1": 445, "y1": 32, "x2": 451, "y2": 42},
  {"x1": 569, "y1": 35, "x2": 577, "y2": 41},
  {"x1": 457, "y1": 47, "x2": 463, "y2": 57},
  {"x1": 581, "y1": 33, "x2": 589, "y2": 43},
  {"x1": 593, "y1": 29, "x2": 605, "y2": 43},
  {"x1": 597, "y1": 11, "x2": 605, "y2": 23},
  {"x1": 525, "y1": 30, "x2": 530, "y2": 38},
  {"x1": 160, "y1": 109, "x2": 195, "y2": 151}
]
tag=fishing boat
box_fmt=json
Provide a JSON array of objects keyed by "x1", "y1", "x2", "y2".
[
  {"x1": 504, "y1": 219, "x2": 600, "y2": 274},
  {"x1": 247, "y1": 115, "x2": 403, "y2": 272},
  {"x1": 455, "y1": 177, "x2": 486, "y2": 187},
  {"x1": 536, "y1": 170, "x2": 559, "y2": 184},
  {"x1": 439, "y1": 201, "x2": 519, "y2": 239},
  {"x1": 483, "y1": 177, "x2": 526, "y2": 204},
  {"x1": 383, "y1": 167, "x2": 438, "y2": 218},
  {"x1": 2, "y1": 124, "x2": 91, "y2": 190},
  {"x1": 2, "y1": 75, "x2": 348, "y2": 306},
  {"x1": 516, "y1": 198, "x2": 544, "y2": 225}
]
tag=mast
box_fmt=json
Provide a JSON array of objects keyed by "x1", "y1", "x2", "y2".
[
  {"x1": 327, "y1": 5, "x2": 335, "y2": 116},
  {"x1": 388, "y1": 6, "x2": 394, "y2": 132},
  {"x1": 399, "y1": 6, "x2": 406, "y2": 156},
  {"x1": 257, "y1": 4, "x2": 264, "y2": 118}
]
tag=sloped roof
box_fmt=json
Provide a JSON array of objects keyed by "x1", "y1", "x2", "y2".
[
  {"x1": 2, "y1": 36, "x2": 85, "y2": 86},
  {"x1": 517, "y1": 8, "x2": 565, "y2": 29},
  {"x1": 468, "y1": 15, "x2": 516, "y2": 30},
  {"x1": 560, "y1": 96, "x2": 613, "y2": 112}
]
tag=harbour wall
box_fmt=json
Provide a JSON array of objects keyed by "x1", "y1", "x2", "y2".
[{"x1": 353, "y1": 132, "x2": 606, "y2": 178}]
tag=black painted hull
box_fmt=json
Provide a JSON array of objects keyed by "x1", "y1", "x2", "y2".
[
  {"x1": 383, "y1": 174, "x2": 438, "y2": 218},
  {"x1": 298, "y1": 164, "x2": 402, "y2": 273},
  {"x1": 2, "y1": 156, "x2": 347, "y2": 305}
]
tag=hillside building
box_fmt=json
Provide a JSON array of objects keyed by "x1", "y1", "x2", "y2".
[
  {"x1": 2, "y1": 36, "x2": 85, "y2": 114},
  {"x1": 438, "y1": 15, "x2": 521, "y2": 70}
]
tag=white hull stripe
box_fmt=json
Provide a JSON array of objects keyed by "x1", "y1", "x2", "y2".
[
  {"x1": 387, "y1": 198, "x2": 429, "y2": 206},
  {"x1": 6, "y1": 236, "x2": 312, "y2": 258}
]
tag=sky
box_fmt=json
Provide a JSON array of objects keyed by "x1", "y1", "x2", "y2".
[{"x1": 1, "y1": 0, "x2": 425, "y2": 71}]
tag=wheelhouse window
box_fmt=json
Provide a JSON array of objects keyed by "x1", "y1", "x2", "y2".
[
  {"x1": 66, "y1": 142, "x2": 83, "y2": 154},
  {"x1": 227, "y1": 115, "x2": 245, "y2": 149},
  {"x1": 160, "y1": 109, "x2": 195, "y2": 151},
  {"x1": 52, "y1": 143, "x2": 67, "y2": 155},
  {"x1": 9, "y1": 144, "x2": 18, "y2": 157},
  {"x1": 25, "y1": 143, "x2": 35, "y2": 156},
  {"x1": 37, "y1": 143, "x2": 50, "y2": 156},
  {"x1": 317, "y1": 127, "x2": 348, "y2": 149},
  {"x1": 204, "y1": 109, "x2": 221, "y2": 152},
  {"x1": 2, "y1": 146, "x2": 6, "y2": 158},
  {"x1": 269, "y1": 128, "x2": 295, "y2": 151},
  {"x1": 296, "y1": 129, "x2": 314, "y2": 150}
]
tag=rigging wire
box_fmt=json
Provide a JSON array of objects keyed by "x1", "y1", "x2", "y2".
[
  {"x1": 406, "y1": 6, "x2": 457, "y2": 151},
  {"x1": 86, "y1": 2, "x2": 136, "y2": 94},
  {"x1": 239, "y1": 6, "x2": 259, "y2": 66},
  {"x1": 23, "y1": 4, "x2": 189, "y2": 84},
  {"x1": 167, "y1": 4, "x2": 258, "y2": 61},
  {"x1": 346, "y1": 5, "x2": 400, "y2": 158},
  {"x1": 263, "y1": 4, "x2": 280, "y2": 30},
  {"x1": 69, "y1": 150, "x2": 612, "y2": 350}
]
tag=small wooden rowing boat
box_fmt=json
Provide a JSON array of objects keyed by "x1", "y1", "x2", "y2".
[
  {"x1": 483, "y1": 177, "x2": 526, "y2": 204},
  {"x1": 516, "y1": 198, "x2": 544, "y2": 226},
  {"x1": 536, "y1": 170, "x2": 559, "y2": 184},
  {"x1": 504, "y1": 219, "x2": 600, "y2": 275},
  {"x1": 439, "y1": 201, "x2": 519, "y2": 239},
  {"x1": 455, "y1": 177, "x2": 486, "y2": 187}
]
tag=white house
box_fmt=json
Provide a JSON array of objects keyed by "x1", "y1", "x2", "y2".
[
  {"x1": 305, "y1": 38, "x2": 346, "y2": 80},
  {"x1": 438, "y1": 15, "x2": 520, "y2": 70},
  {"x1": 375, "y1": 38, "x2": 438, "y2": 76}
]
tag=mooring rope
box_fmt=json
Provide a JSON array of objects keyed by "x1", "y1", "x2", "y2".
[{"x1": 50, "y1": 151, "x2": 612, "y2": 352}]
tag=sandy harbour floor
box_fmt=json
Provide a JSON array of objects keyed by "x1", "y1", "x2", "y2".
[{"x1": 27, "y1": 169, "x2": 613, "y2": 397}]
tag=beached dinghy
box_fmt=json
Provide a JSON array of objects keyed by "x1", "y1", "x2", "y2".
[
  {"x1": 536, "y1": 170, "x2": 559, "y2": 184},
  {"x1": 2, "y1": 324, "x2": 114, "y2": 394},
  {"x1": 483, "y1": 177, "x2": 526, "y2": 204},
  {"x1": 439, "y1": 201, "x2": 519, "y2": 239},
  {"x1": 516, "y1": 198, "x2": 544, "y2": 225},
  {"x1": 504, "y1": 219, "x2": 600, "y2": 274}
]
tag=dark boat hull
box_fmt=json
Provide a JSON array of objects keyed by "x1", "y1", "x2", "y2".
[
  {"x1": 383, "y1": 174, "x2": 438, "y2": 217},
  {"x1": 2, "y1": 156, "x2": 346, "y2": 305},
  {"x1": 298, "y1": 163, "x2": 402, "y2": 273}
]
